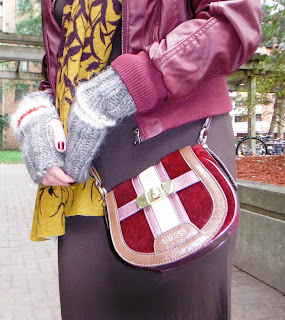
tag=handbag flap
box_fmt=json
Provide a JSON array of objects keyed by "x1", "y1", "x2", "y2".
[{"x1": 105, "y1": 144, "x2": 238, "y2": 269}]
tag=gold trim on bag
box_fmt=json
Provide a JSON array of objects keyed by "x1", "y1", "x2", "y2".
[{"x1": 136, "y1": 180, "x2": 176, "y2": 209}]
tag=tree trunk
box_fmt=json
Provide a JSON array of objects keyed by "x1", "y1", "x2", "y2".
[
  {"x1": 268, "y1": 95, "x2": 278, "y2": 136},
  {"x1": 277, "y1": 97, "x2": 285, "y2": 139},
  {"x1": 268, "y1": 95, "x2": 285, "y2": 138}
]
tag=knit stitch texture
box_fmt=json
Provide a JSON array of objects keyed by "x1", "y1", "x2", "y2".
[
  {"x1": 76, "y1": 67, "x2": 136, "y2": 124},
  {"x1": 64, "y1": 67, "x2": 136, "y2": 182},
  {"x1": 11, "y1": 91, "x2": 64, "y2": 184}
]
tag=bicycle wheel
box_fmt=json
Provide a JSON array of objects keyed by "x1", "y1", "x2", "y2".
[{"x1": 236, "y1": 137, "x2": 267, "y2": 156}]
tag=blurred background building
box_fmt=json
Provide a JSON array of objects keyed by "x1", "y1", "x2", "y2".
[{"x1": 0, "y1": 0, "x2": 43, "y2": 149}]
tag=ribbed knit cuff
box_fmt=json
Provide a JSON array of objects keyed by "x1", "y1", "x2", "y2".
[
  {"x1": 65, "y1": 108, "x2": 108, "y2": 182},
  {"x1": 75, "y1": 67, "x2": 136, "y2": 126},
  {"x1": 111, "y1": 51, "x2": 167, "y2": 113}
]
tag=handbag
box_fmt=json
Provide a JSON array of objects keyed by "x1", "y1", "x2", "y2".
[{"x1": 91, "y1": 118, "x2": 239, "y2": 271}]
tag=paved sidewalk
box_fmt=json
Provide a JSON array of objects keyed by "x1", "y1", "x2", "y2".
[{"x1": 0, "y1": 164, "x2": 284, "y2": 320}]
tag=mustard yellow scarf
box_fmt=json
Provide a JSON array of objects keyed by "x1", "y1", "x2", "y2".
[{"x1": 31, "y1": 0, "x2": 122, "y2": 241}]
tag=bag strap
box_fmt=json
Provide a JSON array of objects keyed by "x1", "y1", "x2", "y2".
[
  {"x1": 198, "y1": 117, "x2": 212, "y2": 145},
  {"x1": 91, "y1": 116, "x2": 213, "y2": 197},
  {"x1": 90, "y1": 167, "x2": 106, "y2": 198}
]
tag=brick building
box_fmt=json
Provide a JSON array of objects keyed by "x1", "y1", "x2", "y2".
[{"x1": 0, "y1": 0, "x2": 42, "y2": 149}]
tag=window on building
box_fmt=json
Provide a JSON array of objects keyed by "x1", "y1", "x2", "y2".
[
  {"x1": 0, "y1": 2, "x2": 3, "y2": 17},
  {"x1": 256, "y1": 114, "x2": 262, "y2": 122},
  {"x1": 235, "y1": 115, "x2": 247, "y2": 123},
  {"x1": 20, "y1": 61, "x2": 29, "y2": 72}
]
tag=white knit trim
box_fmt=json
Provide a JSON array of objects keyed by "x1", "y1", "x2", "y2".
[
  {"x1": 73, "y1": 102, "x2": 116, "y2": 129},
  {"x1": 11, "y1": 92, "x2": 56, "y2": 135}
]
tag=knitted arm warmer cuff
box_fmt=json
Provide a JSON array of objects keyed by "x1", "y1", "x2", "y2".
[
  {"x1": 75, "y1": 66, "x2": 137, "y2": 128},
  {"x1": 64, "y1": 106, "x2": 107, "y2": 182},
  {"x1": 11, "y1": 91, "x2": 58, "y2": 138},
  {"x1": 11, "y1": 91, "x2": 64, "y2": 184},
  {"x1": 63, "y1": 67, "x2": 136, "y2": 182}
]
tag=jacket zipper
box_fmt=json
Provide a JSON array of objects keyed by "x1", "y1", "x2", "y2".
[
  {"x1": 122, "y1": 1, "x2": 142, "y2": 144},
  {"x1": 132, "y1": 1, "x2": 160, "y2": 145},
  {"x1": 133, "y1": 127, "x2": 142, "y2": 145}
]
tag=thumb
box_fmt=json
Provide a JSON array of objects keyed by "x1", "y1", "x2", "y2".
[{"x1": 48, "y1": 119, "x2": 66, "y2": 153}]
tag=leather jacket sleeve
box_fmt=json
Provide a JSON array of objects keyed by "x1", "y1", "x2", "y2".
[
  {"x1": 38, "y1": 54, "x2": 55, "y2": 99},
  {"x1": 148, "y1": 0, "x2": 262, "y2": 101},
  {"x1": 112, "y1": 0, "x2": 261, "y2": 112}
]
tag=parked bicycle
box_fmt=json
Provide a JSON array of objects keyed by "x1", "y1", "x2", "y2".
[
  {"x1": 236, "y1": 135, "x2": 285, "y2": 156},
  {"x1": 236, "y1": 137, "x2": 267, "y2": 156},
  {"x1": 259, "y1": 135, "x2": 285, "y2": 155}
]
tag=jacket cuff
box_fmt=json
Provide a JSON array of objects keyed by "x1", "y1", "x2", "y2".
[{"x1": 111, "y1": 51, "x2": 167, "y2": 113}]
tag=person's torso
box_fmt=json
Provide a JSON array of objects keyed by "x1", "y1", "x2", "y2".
[{"x1": 42, "y1": 0, "x2": 232, "y2": 141}]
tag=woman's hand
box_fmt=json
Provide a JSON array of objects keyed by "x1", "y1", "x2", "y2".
[
  {"x1": 42, "y1": 166, "x2": 74, "y2": 186},
  {"x1": 41, "y1": 119, "x2": 74, "y2": 187},
  {"x1": 11, "y1": 92, "x2": 68, "y2": 184}
]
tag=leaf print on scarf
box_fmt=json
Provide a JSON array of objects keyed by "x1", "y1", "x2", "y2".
[
  {"x1": 86, "y1": 61, "x2": 101, "y2": 72},
  {"x1": 91, "y1": 0, "x2": 108, "y2": 30},
  {"x1": 64, "y1": 75, "x2": 75, "y2": 97},
  {"x1": 56, "y1": 0, "x2": 122, "y2": 134},
  {"x1": 48, "y1": 187, "x2": 58, "y2": 197},
  {"x1": 112, "y1": 0, "x2": 122, "y2": 15},
  {"x1": 81, "y1": 52, "x2": 93, "y2": 61},
  {"x1": 32, "y1": 0, "x2": 121, "y2": 242},
  {"x1": 65, "y1": 32, "x2": 77, "y2": 49}
]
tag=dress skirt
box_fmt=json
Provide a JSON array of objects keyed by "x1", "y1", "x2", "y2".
[{"x1": 58, "y1": 113, "x2": 238, "y2": 320}]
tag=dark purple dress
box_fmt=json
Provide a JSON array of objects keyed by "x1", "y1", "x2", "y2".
[
  {"x1": 58, "y1": 114, "x2": 237, "y2": 320},
  {"x1": 55, "y1": 2, "x2": 238, "y2": 319}
]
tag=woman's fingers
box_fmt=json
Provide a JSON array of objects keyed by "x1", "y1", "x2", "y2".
[
  {"x1": 48, "y1": 119, "x2": 66, "y2": 153},
  {"x1": 42, "y1": 166, "x2": 75, "y2": 186},
  {"x1": 44, "y1": 121, "x2": 77, "y2": 186}
]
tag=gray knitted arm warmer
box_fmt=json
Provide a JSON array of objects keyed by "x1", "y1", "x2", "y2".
[
  {"x1": 64, "y1": 67, "x2": 136, "y2": 182},
  {"x1": 11, "y1": 92, "x2": 64, "y2": 184}
]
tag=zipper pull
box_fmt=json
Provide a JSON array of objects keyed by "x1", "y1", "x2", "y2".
[{"x1": 133, "y1": 127, "x2": 142, "y2": 145}]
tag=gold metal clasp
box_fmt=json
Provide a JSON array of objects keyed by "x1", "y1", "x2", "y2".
[{"x1": 136, "y1": 180, "x2": 175, "y2": 209}]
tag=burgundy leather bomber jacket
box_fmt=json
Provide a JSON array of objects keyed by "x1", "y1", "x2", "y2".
[{"x1": 40, "y1": 0, "x2": 262, "y2": 141}]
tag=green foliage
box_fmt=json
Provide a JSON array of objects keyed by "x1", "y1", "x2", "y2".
[
  {"x1": 260, "y1": 0, "x2": 285, "y2": 89},
  {"x1": 0, "y1": 78, "x2": 40, "y2": 97},
  {"x1": 0, "y1": 114, "x2": 10, "y2": 131},
  {"x1": 15, "y1": 82, "x2": 30, "y2": 100},
  {"x1": 261, "y1": 1, "x2": 285, "y2": 47},
  {"x1": 232, "y1": 2, "x2": 285, "y2": 135},
  {"x1": 0, "y1": 151, "x2": 24, "y2": 163},
  {"x1": 15, "y1": 0, "x2": 42, "y2": 35},
  {"x1": 258, "y1": 1, "x2": 285, "y2": 131},
  {"x1": 0, "y1": 113, "x2": 10, "y2": 147}
]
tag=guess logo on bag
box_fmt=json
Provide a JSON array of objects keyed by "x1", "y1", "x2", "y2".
[
  {"x1": 161, "y1": 228, "x2": 188, "y2": 245},
  {"x1": 154, "y1": 224, "x2": 199, "y2": 252}
]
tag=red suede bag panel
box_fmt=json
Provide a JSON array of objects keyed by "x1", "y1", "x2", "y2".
[
  {"x1": 114, "y1": 179, "x2": 137, "y2": 208},
  {"x1": 161, "y1": 150, "x2": 190, "y2": 179},
  {"x1": 121, "y1": 210, "x2": 155, "y2": 253},
  {"x1": 178, "y1": 182, "x2": 213, "y2": 229}
]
